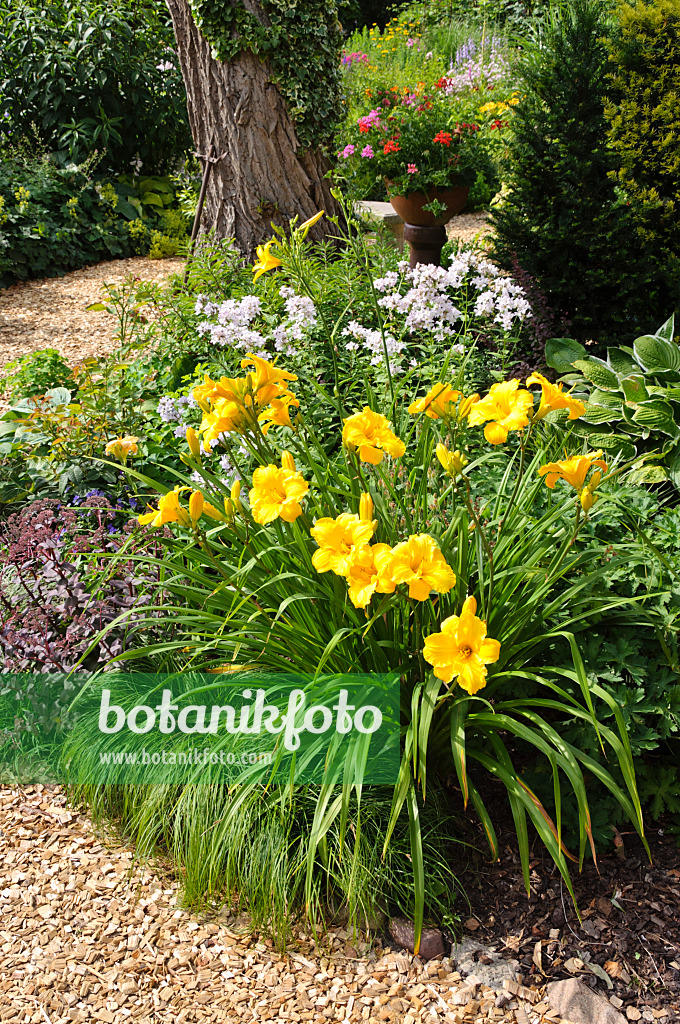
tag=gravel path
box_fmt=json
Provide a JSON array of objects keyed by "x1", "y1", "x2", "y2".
[
  {"x1": 0, "y1": 257, "x2": 184, "y2": 371},
  {"x1": 0, "y1": 784, "x2": 558, "y2": 1024}
]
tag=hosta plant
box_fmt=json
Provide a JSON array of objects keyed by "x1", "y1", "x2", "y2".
[{"x1": 545, "y1": 314, "x2": 680, "y2": 488}]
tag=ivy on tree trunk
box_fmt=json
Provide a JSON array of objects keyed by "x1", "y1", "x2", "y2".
[{"x1": 166, "y1": 0, "x2": 343, "y2": 256}]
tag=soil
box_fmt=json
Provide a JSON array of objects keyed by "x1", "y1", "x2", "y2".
[{"x1": 454, "y1": 813, "x2": 680, "y2": 1023}]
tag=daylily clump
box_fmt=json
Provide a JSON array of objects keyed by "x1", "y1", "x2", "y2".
[{"x1": 145, "y1": 362, "x2": 606, "y2": 697}]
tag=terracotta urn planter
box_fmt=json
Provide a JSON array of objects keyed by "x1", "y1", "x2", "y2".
[
  {"x1": 387, "y1": 184, "x2": 470, "y2": 227},
  {"x1": 386, "y1": 183, "x2": 470, "y2": 269}
]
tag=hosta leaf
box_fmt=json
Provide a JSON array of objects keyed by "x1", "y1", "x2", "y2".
[
  {"x1": 633, "y1": 334, "x2": 680, "y2": 372},
  {"x1": 584, "y1": 433, "x2": 637, "y2": 458},
  {"x1": 620, "y1": 375, "x2": 649, "y2": 405},
  {"x1": 627, "y1": 465, "x2": 669, "y2": 484},
  {"x1": 571, "y1": 359, "x2": 620, "y2": 390},
  {"x1": 589, "y1": 388, "x2": 622, "y2": 408},
  {"x1": 607, "y1": 348, "x2": 637, "y2": 375},
  {"x1": 544, "y1": 337, "x2": 586, "y2": 374},
  {"x1": 632, "y1": 400, "x2": 680, "y2": 437},
  {"x1": 655, "y1": 313, "x2": 675, "y2": 342},
  {"x1": 581, "y1": 404, "x2": 622, "y2": 424},
  {"x1": 667, "y1": 444, "x2": 680, "y2": 490}
]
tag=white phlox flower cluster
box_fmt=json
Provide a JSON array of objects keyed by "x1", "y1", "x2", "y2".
[
  {"x1": 194, "y1": 290, "x2": 317, "y2": 359},
  {"x1": 195, "y1": 295, "x2": 268, "y2": 356},
  {"x1": 342, "y1": 320, "x2": 406, "y2": 375},
  {"x1": 373, "y1": 251, "x2": 532, "y2": 339}
]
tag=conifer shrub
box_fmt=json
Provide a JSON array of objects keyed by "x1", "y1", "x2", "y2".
[
  {"x1": 604, "y1": 0, "x2": 680, "y2": 311},
  {"x1": 489, "y1": 0, "x2": 667, "y2": 347}
]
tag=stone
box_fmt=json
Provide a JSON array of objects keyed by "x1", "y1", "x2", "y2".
[
  {"x1": 388, "y1": 918, "x2": 445, "y2": 959},
  {"x1": 354, "y1": 201, "x2": 405, "y2": 250},
  {"x1": 547, "y1": 978, "x2": 628, "y2": 1024},
  {"x1": 450, "y1": 938, "x2": 518, "y2": 991}
]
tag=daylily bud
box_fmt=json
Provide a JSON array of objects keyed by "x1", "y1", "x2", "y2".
[
  {"x1": 359, "y1": 491, "x2": 374, "y2": 522},
  {"x1": 189, "y1": 490, "x2": 204, "y2": 523},
  {"x1": 224, "y1": 497, "x2": 235, "y2": 520},
  {"x1": 580, "y1": 488, "x2": 597, "y2": 513},
  {"x1": 436, "y1": 444, "x2": 468, "y2": 478},
  {"x1": 186, "y1": 427, "x2": 201, "y2": 458},
  {"x1": 203, "y1": 502, "x2": 225, "y2": 521},
  {"x1": 298, "y1": 210, "x2": 324, "y2": 239},
  {"x1": 230, "y1": 479, "x2": 243, "y2": 513},
  {"x1": 458, "y1": 393, "x2": 480, "y2": 421},
  {"x1": 280, "y1": 451, "x2": 296, "y2": 472}
]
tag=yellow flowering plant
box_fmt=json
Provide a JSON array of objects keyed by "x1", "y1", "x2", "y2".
[{"x1": 105, "y1": 333, "x2": 654, "y2": 953}]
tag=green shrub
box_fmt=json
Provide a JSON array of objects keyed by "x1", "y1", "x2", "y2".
[
  {"x1": 0, "y1": 149, "x2": 191, "y2": 285},
  {"x1": 604, "y1": 0, "x2": 680, "y2": 312},
  {"x1": 489, "y1": 0, "x2": 668, "y2": 347},
  {"x1": 0, "y1": 0, "x2": 191, "y2": 175},
  {"x1": 0, "y1": 152, "x2": 134, "y2": 285}
]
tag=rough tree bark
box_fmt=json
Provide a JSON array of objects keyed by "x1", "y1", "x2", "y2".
[{"x1": 166, "y1": 0, "x2": 341, "y2": 257}]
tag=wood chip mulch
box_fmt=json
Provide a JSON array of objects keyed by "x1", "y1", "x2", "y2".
[
  {"x1": 0, "y1": 257, "x2": 185, "y2": 372},
  {"x1": 1, "y1": 784, "x2": 565, "y2": 1024},
  {"x1": 456, "y1": 811, "x2": 680, "y2": 1023}
]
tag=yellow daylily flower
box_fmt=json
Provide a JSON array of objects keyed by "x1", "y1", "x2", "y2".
[
  {"x1": 423, "y1": 596, "x2": 501, "y2": 693},
  {"x1": 408, "y1": 383, "x2": 461, "y2": 420},
  {"x1": 138, "y1": 487, "x2": 190, "y2": 528},
  {"x1": 104, "y1": 435, "x2": 139, "y2": 461},
  {"x1": 345, "y1": 543, "x2": 396, "y2": 609},
  {"x1": 200, "y1": 398, "x2": 253, "y2": 449},
  {"x1": 539, "y1": 451, "x2": 608, "y2": 513},
  {"x1": 342, "y1": 407, "x2": 405, "y2": 464},
  {"x1": 249, "y1": 462, "x2": 308, "y2": 525},
  {"x1": 538, "y1": 450, "x2": 608, "y2": 491},
  {"x1": 240, "y1": 353, "x2": 298, "y2": 407},
  {"x1": 387, "y1": 534, "x2": 456, "y2": 602},
  {"x1": 467, "y1": 380, "x2": 534, "y2": 444},
  {"x1": 252, "y1": 240, "x2": 282, "y2": 280},
  {"x1": 526, "y1": 371, "x2": 586, "y2": 422},
  {"x1": 311, "y1": 513, "x2": 377, "y2": 576},
  {"x1": 298, "y1": 210, "x2": 324, "y2": 238},
  {"x1": 436, "y1": 444, "x2": 468, "y2": 479},
  {"x1": 258, "y1": 392, "x2": 300, "y2": 434}
]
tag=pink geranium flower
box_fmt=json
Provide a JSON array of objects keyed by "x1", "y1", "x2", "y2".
[
  {"x1": 407, "y1": 164, "x2": 418, "y2": 174},
  {"x1": 361, "y1": 145, "x2": 374, "y2": 158}
]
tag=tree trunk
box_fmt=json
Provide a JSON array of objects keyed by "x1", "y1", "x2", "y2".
[{"x1": 166, "y1": 0, "x2": 341, "y2": 258}]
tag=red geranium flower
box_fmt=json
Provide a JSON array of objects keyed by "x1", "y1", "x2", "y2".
[
  {"x1": 383, "y1": 139, "x2": 400, "y2": 154},
  {"x1": 433, "y1": 130, "x2": 453, "y2": 146}
]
